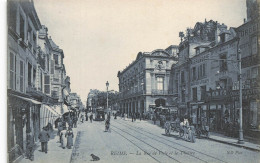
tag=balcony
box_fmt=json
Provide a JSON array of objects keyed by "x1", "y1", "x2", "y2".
[
  {"x1": 26, "y1": 85, "x2": 45, "y2": 99},
  {"x1": 151, "y1": 89, "x2": 168, "y2": 95}
]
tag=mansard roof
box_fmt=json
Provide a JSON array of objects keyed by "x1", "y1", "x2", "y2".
[{"x1": 150, "y1": 49, "x2": 171, "y2": 57}]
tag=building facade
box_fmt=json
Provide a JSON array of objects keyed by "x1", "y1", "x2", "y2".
[
  {"x1": 118, "y1": 48, "x2": 177, "y2": 116},
  {"x1": 7, "y1": 1, "x2": 72, "y2": 162},
  {"x1": 170, "y1": 0, "x2": 260, "y2": 134}
]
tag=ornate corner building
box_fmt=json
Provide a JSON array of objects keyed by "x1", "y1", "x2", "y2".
[{"x1": 117, "y1": 47, "x2": 178, "y2": 116}]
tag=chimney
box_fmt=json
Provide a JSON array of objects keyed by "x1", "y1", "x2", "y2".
[{"x1": 215, "y1": 28, "x2": 219, "y2": 44}]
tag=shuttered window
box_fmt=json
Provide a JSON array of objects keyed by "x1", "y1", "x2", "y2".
[
  {"x1": 28, "y1": 63, "x2": 32, "y2": 86},
  {"x1": 44, "y1": 75, "x2": 50, "y2": 94},
  {"x1": 51, "y1": 60, "x2": 55, "y2": 74},
  {"x1": 20, "y1": 61, "x2": 24, "y2": 92},
  {"x1": 9, "y1": 52, "x2": 15, "y2": 89}
]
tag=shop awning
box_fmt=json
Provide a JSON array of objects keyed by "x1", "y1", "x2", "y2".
[
  {"x1": 10, "y1": 94, "x2": 42, "y2": 105},
  {"x1": 43, "y1": 104, "x2": 61, "y2": 116}
]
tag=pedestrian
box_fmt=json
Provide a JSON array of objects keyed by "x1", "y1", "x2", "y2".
[
  {"x1": 73, "y1": 115, "x2": 78, "y2": 128},
  {"x1": 26, "y1": 129, "x2": 34, "y2": 161},
  {"x1": 61, "y1": 118, "x2": 66, "y2": 130},
  {"x1": 67, "y1": 117, "x2": 73, "y2": 129},
  {"x1": 60, "y1": 129, "x2": 66, "y2": 149},
  {"x1": 105, "y1": 118, "x2": 111, "y2": 132},
  {"x1": 85, "y1": 112, "x2": 88, "y2": 121},
  {"x1": 57, "y1": 120, "x2": 63, "y2": 137},
  {"x1": 81, "y1": 114, "x2": 84, "y2": 123},
  {"x1": 65, "y1": 127, "x2": 74, "y2": 149},
  {"x1": 38, "y1": 127, "x2": 50, "y2": 153},
  {"x1": 152, "y1": 115, "x2": 156, "y2": 125},
  {"x1": 90, "y1": 113, "x2": 93, "y2": 123},
  {"x1": 140, "y1": 112, "x2": 142, "y2": 121}
]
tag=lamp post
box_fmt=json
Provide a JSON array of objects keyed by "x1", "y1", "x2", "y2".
[
  {"x1": 237, "y1": 49, "x2": 244, "y2": 144},
  {"x1": 106, "y1": 81, "x2": 109, "y2": 113}
]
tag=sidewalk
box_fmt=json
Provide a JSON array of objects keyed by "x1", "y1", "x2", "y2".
[
  {"x1": 18, "y1": 125, "x2": 79, "y2": 163},
  {"x1": 208, "y1": 132, "x2": 260, "y2": 152},
  {"x1": 140, "y1": 118, "x2": 260, "y2": 152}
]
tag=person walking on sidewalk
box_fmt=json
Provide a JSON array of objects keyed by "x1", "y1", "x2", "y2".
[
  {"x1": 65, "y1": 127, "x2": 74, "y2": 149},
  {"x1": 26, "y1": 129, "x2": 34, "y2": 161},
  {"x1": 60, "y1": 129, "x2": 66, "y2": 149},
  {"x1": 81, "y1": 114, "x2": 84, "y2": 123},
  {"x1": 68, "y1": 117, "x2": 73, "y2": 129},
  {"x1": 73, "y1": 115, "x2": 78, "y2": 128},
  {"x1": 57, "y1": 121, "x2": 63, "y2": 137},
  {"x1": 38, "y1": 127, "x2": 50, "y2": 153}
]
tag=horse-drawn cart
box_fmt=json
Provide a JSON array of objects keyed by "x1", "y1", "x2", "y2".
[{"x1": 164, "y1": 119, "x2": 196, "y2": 143}]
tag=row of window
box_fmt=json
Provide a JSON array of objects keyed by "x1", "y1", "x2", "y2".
[
  {"x1": 9, "y1": 52, "x2": 52, "y2": 95},
  {"x1": 120, "y1": 77, "x2": 165, "y2": 93}
]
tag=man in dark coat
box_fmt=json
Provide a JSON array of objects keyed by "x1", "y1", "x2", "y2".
[
  {"x1": 73, "y1": 116, "x2": 78, "y2": 128},
  {"x1": 38, "y1": 127, "x2": 50, "y2": 153}
]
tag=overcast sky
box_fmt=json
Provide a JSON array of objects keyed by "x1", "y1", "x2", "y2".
[{"x1": 33, "y1": 0, "x2": 247, "y2": 102}]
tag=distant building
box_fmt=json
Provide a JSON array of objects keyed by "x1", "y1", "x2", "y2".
[{"x1": 118, "y1": 47, "x2": 177, "y2": 115}]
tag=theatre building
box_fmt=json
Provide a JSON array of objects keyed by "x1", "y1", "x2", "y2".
[{"x1": 118, "y1": 48, "x2": 177, "y2": 116}]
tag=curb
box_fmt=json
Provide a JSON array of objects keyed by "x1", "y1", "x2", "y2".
[{"x1": 208, "y1": 137, "x2": 260, "y2": 152}]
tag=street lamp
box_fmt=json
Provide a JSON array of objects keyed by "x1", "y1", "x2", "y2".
[
  {"x1": 106, "y1": 81, "x2": 109, "y2": 113},
  {"x1": 237, "y1": 48, "x2": 244, "y2": 144}
]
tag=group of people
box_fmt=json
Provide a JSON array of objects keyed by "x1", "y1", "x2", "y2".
[
  {"x1": 24, "y1": 111, "x2": 97, "y2": 161},
  {"x1": 120, "y1": 112, "x2": 143, "y2": 122}
]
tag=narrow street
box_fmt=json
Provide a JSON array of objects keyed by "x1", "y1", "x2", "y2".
[{"x1": 70, "y1": 118, "x2": 260, "y2": 163}]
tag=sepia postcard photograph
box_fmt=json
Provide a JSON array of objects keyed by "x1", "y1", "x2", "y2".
[{"x1": 5, "y1": 0, "x2": 260, "y2": 162}]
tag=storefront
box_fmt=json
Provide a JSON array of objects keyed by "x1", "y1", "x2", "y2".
[
  {"x1": 8, "y1": 91, "x2": 41, "y2": 163},
  {"x1": 206, "y1": 88, "x2": 260, "y2": 134}
]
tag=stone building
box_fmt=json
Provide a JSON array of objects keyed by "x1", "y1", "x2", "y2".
[
  {"x1": 7, "y1": 1, "x2": 70, "y2": 162},
  {"x1": 118, "y1": 48, "x2": 177, "y2": 116},
  {"x1": 202, "y1": 27, "x2": 239, "y2": 131},
  {"x1": 234, "y1": 0, "x2": 260, "y2": 130},
  {"x1": 170, "y1": 20, "x2": 228, "y2": 116},
  {"x1": 7, "y1": 0, "x2": 42, "y2": 161}
]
